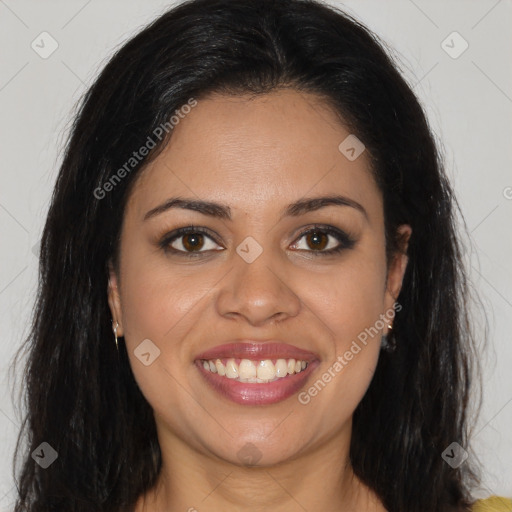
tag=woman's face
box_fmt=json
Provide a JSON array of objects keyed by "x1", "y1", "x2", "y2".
[{"x1": 108, "y1": 89, "x2": 410, "y2": 467}]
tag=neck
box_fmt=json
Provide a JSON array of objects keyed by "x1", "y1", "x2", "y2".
[{"x1": 135, "y1": 426, "x2": 385, "y2": 512}]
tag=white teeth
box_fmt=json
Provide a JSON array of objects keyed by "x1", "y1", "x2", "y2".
[
  {"x1": 201, "y1": 357, "x2": 309, "y2": 382},
  {"x1": 257, "y1": 360, "x2": 275, "y2": 380},
  {"x1": 275, "y1": 359, "x2": 288, "y2": 377},
  {"x1": 225, "y1": 358, "x2": 239, "y2": 379},
  {"x1": 239, "y1": 359, "x2": 257, "y2": 379},
  {"x1": 215, "y1": 359, "x2": 225, "y2": 376}
]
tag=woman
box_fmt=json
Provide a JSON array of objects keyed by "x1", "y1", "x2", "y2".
[{"x1": 10, "y1": 0, "x2": 511, "y2": 511}]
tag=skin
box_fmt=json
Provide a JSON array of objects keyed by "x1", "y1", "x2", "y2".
[{"x1": 108, "y1": 89, "x2": 411, "y2": 512}]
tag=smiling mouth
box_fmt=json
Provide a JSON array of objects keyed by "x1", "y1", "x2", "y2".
[
  {"x1": 200, "y1": 357, "x2": 309, "y2": 383},
  {"x1": 194, "y1": 341, "x2": 319, "y2": 405}
]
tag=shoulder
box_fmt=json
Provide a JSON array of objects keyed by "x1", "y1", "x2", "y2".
[{"x1": 471, "y1": 496, "x2": 512, "y2": 511}]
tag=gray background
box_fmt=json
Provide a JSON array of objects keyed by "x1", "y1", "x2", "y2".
[{"x1": 1, "y1": 0, "x2": 511, "y2": 508}]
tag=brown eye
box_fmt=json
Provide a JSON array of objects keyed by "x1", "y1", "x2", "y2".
[
  {"x1": 181, "y1": 233, "x2": 205, "y2": 252},
  {"x1": 305, "y1": 231, "x2": 329, "y2": 251},
  {"x1": 161, "y1": 227, "x2": 223, "y2": 255},
  {"x1": 290, "y1": 225, "x2": 356, "y2": 255}
]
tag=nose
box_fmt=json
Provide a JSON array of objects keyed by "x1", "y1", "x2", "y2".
[{"x1": 216, "y1": 245, "x2": 301, "y2": 327}]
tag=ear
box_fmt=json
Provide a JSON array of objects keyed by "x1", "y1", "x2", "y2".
[
  {"x1": 384, "y1": 224, "x2": 412, "y2": 319},
  {"x1": 107, "y1": 260, "x2": 124, "y2": 337}
]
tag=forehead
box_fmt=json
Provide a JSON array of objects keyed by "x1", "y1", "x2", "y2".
[{"x1": 126, "y1": 89, "x2": 380, "y2": 221}]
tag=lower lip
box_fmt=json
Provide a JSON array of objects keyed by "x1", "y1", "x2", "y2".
[{"x1": 195, "y1": 360, "x2": 320, "y2": 405}]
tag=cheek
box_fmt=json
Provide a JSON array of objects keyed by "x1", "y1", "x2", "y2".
[
  {"x1": 122, "y1": 269, "x2": 203, "y2": 342},
  {"x1": 117, "y1": 255, "x2": 206, "y2": 425},
  {"x1": 298, "y1": 264, "x2": 386, "y2": 420},
  {"x1": 306, "y1": 244, "x2": 387, "y2": 396},
  {"x1": 118, "y1": 225, "x2": 210, "y2": 346},
  {"x1": 314, "y1": 250, "x2": 388, "y2": 347}
]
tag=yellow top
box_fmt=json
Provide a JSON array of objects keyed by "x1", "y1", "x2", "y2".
[{"x1": 473, "y1": 496, "x2": 512, "y2": 511}]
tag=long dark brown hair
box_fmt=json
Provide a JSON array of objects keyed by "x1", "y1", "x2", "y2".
[{"x1": 11, "y1": 0, "x2": 482, "y2": 510}]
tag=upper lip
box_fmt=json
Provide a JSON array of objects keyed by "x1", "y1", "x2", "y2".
[{"x1": 195, "y1": 341, "x2": 319, "y2": 362}]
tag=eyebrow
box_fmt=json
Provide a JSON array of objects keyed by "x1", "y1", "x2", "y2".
[{"x1": 143, "y1": 194, "x2": 368, "y2": 222}]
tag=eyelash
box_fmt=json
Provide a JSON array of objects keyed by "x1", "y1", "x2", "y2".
[{"x1": 158, "y1": 224, "x2": 356, "y2": 258}]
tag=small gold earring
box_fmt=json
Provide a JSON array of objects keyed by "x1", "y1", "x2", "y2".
[{"x1": 112, "y1": 320, "x2": 119, "y2": 352}]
